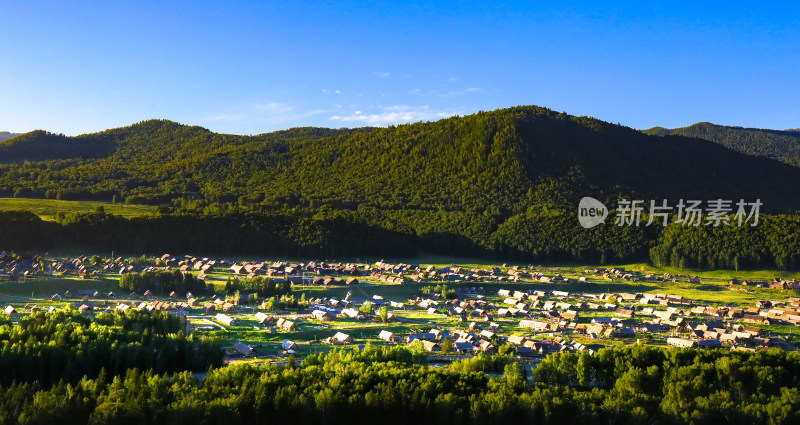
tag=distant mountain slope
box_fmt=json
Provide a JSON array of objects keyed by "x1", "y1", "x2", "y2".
[
  {"x1": 0, "y1": 132, "x2": 21, "y2": 143},
  {"x1": 0, "y1": 130, "x2": 117, "y2": 162},
  {"x1": 0, "y1": 121, "x2": 373, "y2": 164},
  {"x1": 1, "y1": 108, "x2": 799, "y2": 213},
  {"x1": 643, "y1": 122, "x2": 800, "y2": 167}
]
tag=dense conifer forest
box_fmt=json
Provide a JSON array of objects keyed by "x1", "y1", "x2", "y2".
[
  {"x1": 0, "y1": 310, "x2": 221, "y2": 388},
  {"x1": 0, "y1": 339, "x2": 797, "y2": 425}
]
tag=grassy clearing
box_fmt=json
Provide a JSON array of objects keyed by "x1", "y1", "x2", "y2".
[
  {"x1": 0, "y1": 276, "x2": 120, "y2": 302},
  {"x1": 389, "y1": 255, "x2": 800, "y2": 282},
  {"x1": 0, "y1": 197, "x2": 153, "y2": 220},
  {"x1": 610, "y1": 263, "x2": 800, "y2": 282}
]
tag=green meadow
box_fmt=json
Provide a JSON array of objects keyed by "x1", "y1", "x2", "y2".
[{"x1": 0, "y1": 197, "x2": 153, "y2": 220}]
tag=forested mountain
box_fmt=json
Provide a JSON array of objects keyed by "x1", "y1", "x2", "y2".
[
  {"x1": 0, "y1": 130, "x2": 117, "y2": 162},
  {"x1": 2, "y1": 106, "x2": 800, "y2": 212},
  {"x1": 2, "y1": 106, "x2": 800, "y2": 268},
  {"x1": 644, "y1": 122, "x2": 800, "y2": 168},
  {"x1": 0, "y1": 132, "x2": 20, "y2": 143}
]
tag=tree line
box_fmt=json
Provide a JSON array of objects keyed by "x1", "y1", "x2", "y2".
[
  {"x1": 119, "y1": 270, "x2": 212, "y2": 296},
  {"x1": 0, "y1": 344, "x2": 797, "y2": 424},
  {"x1": 4, "y1": 205, "x2": 800, "y2": 269},
  {"x1": 0, "y1": 309, "x2": 221, "y2": 388},
  {"x1": 649, "y1": 215, "x2": 800, "y2": 270},
  {"x1": 223, "y1": 276, "x2": 292, "y2": 298}
]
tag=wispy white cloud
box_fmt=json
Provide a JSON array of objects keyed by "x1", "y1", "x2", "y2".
[
  {"x1": 374, "y1": 72, "x2": 390, "y2": 78},
  {"x1": 330, "y1": 105, "x2": 460, "y2": 126},
  {"x1": 439, "y1": 87, "x2": 484, "y2": 98},
  {"x1": 203, "y1": 101, "x2": 331, "y2": 125},
  {"x1": 253, "y1": 102, "x2": 295, "y2": 114},
  {"x1": 407, "y1": 87, "x2": 484, "y2": 98},
  {"x1": 206, "y1": 113, "x2": 246, "y2": 121}
]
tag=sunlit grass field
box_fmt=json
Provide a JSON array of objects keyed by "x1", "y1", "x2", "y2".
[
  {"x1": 0, "y1": 197, "x2": 154, "y2": 220},
  {"x1": 0, "y1": 276, "x2": 120, "y2": 302},
  {"x1": 394, "y1": 255, "x2": 800, "y2": 284}
]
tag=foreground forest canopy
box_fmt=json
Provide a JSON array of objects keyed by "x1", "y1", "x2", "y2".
[
  {"x1": 2, "y1": 106, "x2": 800, "y2": 269},
  {"x1": 0, "y1": 310, "x2": 221, "y2": 388},
  {"x1": 0, "y1": 337, "x2": 798, "y2": 425}
]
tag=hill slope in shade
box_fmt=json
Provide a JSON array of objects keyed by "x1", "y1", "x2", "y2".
[
  {"x1": 0, "y1": 132, "x2": 21, "y2": 143},
  {"x1": 643, "y1": 122, "x2": 800, "y2": 167},
  {"x1": 0, "y1": 107, "x2": 799, "y2": 213}
]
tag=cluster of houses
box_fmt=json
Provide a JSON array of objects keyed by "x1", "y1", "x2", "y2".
[
  {"x1": 203, "y1": 297, "x2": 237, "y2": 312},
  {"x1": 0, "y1": 254, "x2": 135, "y2": 280},
  {"x1": 311, "y1": 276, "x2": 361, "y2": 286},
  {"x1": 159, "y1": 257, "x2": 711, "y2": 289},
  {"x1": 375, "y1": 324, "x2": 593, "y2": 356},
  {"x1": 369, "y1": 273, "x2": 406, "y2": 284},
  {"x1": 310, "y1": 292, "x2": 393, "y2": 310},
  {"x1": 3, "y1": 304, "x2": 58, "y2": 317},
  {"x1": 581, "y1": 268, "x2": 701, "y2": 284},
  {"x1": 245, "y1": 313, "x2": 297, "y2": 332},
  {"x1": 372, "y1": 262, "x2": 575, "y2": 283},
  {"x1": 0, "y1": 252, "x2": 223, "y2": 281},
  {"x1": 48, "y1": 288, "x2": 203, "y2": 312},
  {"x1": 402, "y1": 285, "x2": 799, "y2": 354},
  {"x1": 666, "y1": 320, "x2": 781, "y2": 350},
  {"x1": 503, "y1": 288, "x2": 797, "y2": 352},
  {"x1": 307, "y1": 293, "x2": 397, "y2": 322},
  {"x1": 728, "y1": 278, "x2": 800, "y2": 290},
  {"x1": 0, "y1": 252, "x2": 198, "y2": 281},
  {"x1": 363, "y1": 264, "x2": 707, "y2": 286},
  {"x1": 373, "y1": 261, "x2": 417, "y2": 275},
  {"x1": 159, "y1": 254, "x2": 226, "y2": 279},
  {"x1": 227, "y1": 260, "x2": 363, "y2": 281},
  {"x1": 3, "y1": 295, "x2": 197, "y2": 318},
  {"x1": 415, "y1": 265, "x2": 524, "y2": 282}
]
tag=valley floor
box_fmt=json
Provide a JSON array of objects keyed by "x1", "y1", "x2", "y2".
[{"x1": 2, "y1": 252, "x2": 799, "y2": 365}]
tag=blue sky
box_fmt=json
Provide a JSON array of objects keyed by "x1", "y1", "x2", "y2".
[{"x1": 1, "y1": 1, "x2": 799, "y2": 135}]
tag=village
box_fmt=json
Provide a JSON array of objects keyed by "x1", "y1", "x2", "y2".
[{"x1": 1, "y1": 251, "x2": 799, "y2": 365}]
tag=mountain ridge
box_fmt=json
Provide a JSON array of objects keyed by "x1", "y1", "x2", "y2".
[
  {"x1": 643, "y1": 122, "x2": 800, "y2": 167},
  {"x1": 1, "y1": 107, "x2": 799, "y2": 213},
  {"x1": 0, "y1": 132, "x2": 21, "y2": 143}
]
